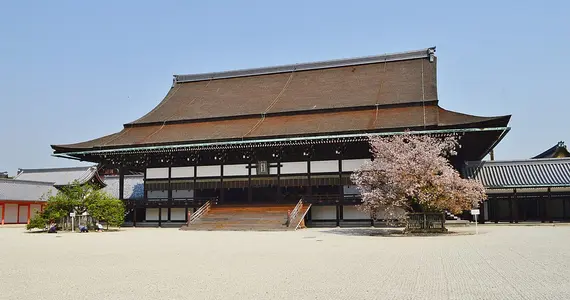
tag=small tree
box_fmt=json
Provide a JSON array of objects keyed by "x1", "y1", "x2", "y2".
[
  {"x1": 87, "y1": 191, "x2": 125, "y2": 229},
  {"x1": 26, "y1": 182, "x2": 125, "y2": 231},
  {"x1": 351, "y1": 133, "x2": 486, "y2": 228}
]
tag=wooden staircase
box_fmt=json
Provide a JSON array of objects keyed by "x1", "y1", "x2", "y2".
[{"x1": 181, "y1": 204, "x2": 302, "y2": 231}]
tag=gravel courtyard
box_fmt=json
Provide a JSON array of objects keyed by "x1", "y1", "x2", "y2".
[{"x1": 1, "y1": 225, "x2": 569, "y2": 300}]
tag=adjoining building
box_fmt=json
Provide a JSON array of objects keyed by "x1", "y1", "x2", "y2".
[
  {"x1": 464, "y1": 145, "x2": 570, "y2": 223},
  {"x1": 0, "y1": 166, "x2": 107, "y2": 225},
  {"x1": 50, "y1": 47, "x2": 511, "y2": 229},
  {"x1": 0, "y1": 179, "x2": 54, "y2": 224}
]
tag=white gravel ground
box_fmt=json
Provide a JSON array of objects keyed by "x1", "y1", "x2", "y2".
[{"x1": 1, "y1": 225, "x2": 569, "y2": 300}]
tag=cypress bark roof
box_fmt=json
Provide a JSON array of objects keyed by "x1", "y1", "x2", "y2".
[{"x1": 51, "y1": 47, "x2": 510, "y2": 154}]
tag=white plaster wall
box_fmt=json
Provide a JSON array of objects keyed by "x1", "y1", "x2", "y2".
[
  {"x1": 281, "y1": 162, "x2": 307, "y2": 174},
  {"x1": 171, "y1": 167, "x2": 194, "y2": 178},
  {"x1": 18, "y1": 205, "x2": 28, "y2": 223},
  {"x1": 224, "y1": 164, "x2": 248, "y2": 176},
  {"x1": 170, "y1": 208, "x2": 186, "y2": 221},
  {"x1": 311, "y1": 206, "x2": 336, "y2": 220},
  {"x1": 341, "y1": 159, "x2": 371, "y2": 172},
  {"x1": 197, "y1": 165, "x2": 221, "y2": 177},
  {"x1": 172, "y1": 189, "x2": 194, "y2": 198},
  {"x1": 146, "y1": 168, "x2": 169, "y2": 179},
  {"x1": 146, "y1": 208, "x2": 159, "y2": 221},
  {"x1": 30, "y1": 204, "x2": 42, "y2": 217},
  {"x1": 148, "y1": 190, "x2": 168, "y2": 199},
  {"x1": 145, "y1": 208, "x2": 168, "y2": 221},
  {"x1": 343, "y1": 206, "x2": 370, "y2": 220},
  {"x1": 310, "y1": 160, "x2": 339, "y2": 173},
  {"x1": 5, "y1": 204, "x2": 18, "y2": 223}
]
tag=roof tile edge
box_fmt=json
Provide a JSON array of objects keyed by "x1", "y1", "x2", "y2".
[{"x1": 174, "y1": 47, "x2": 436, "y2": 83}]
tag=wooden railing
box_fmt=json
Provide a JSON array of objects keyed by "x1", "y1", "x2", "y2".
[
  {"x1": 187, "y1": 201, "x2": 211, "y2": 225},
  {"x1": 303, "y1": 194, "x2": 362, "y2": 205},
  {"x1": 286, "y1": 198, "x2": 303, "y2": 227}
]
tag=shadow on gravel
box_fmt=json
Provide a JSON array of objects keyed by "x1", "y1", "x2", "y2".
[{"x1": 321, "y1": 228, "x2": 476, "y2": 237}]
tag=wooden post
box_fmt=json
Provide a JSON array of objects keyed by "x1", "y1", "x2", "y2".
[
  {"x1": 220, "y1": 164, "x2": 224, "y2": 204},
  {"x1": 158, "y1": 207, "x2": 162, "y2": 228},
  {"x1": 185, "y1": 207, "x2": 189, "y2": 222},
  {"x1": 307, "y1": 158, "x2": 312, "y2": 198},
  {"x1": 563, "y1": 197, "x2": 567, "y2": 221},
  {"x1": 493, "y1": 198, "x2": 499, "y2": 224},
  {"x1": 133, "y1": 205, "x2": 137, "y2": 227},
  {"x1": 167, "y1": 167, "x2": 172, "y2": 222},
  {"x1": 548, "y1": 188, "x2": 553, "y2": 223},
  {"x1": 508, "y1": 195, "x2": 513, "y2": 223},
  {"x1": 336, "y1": 205, "x2": 340, "y2": 227},
  {"x1": 247, "y1": 162, "x2": 252, "y2": 203},
  {"x1": 1, "y1": 203, "x2": 4, "y2": 225},
  {"x1": 513, "y1": 189, "x2": 518, "y2": 223},
  {"x1": 119, "y1": 167, "x2": 125, "y2": 200},
  {"x1": 27, "y1": 204, "x2": 31, "y2": 225},
  {"x1": 338, "y1": 158, "x2": 343, "y2": 202},
  {"x1": 143, "y1": 168, "x2": 148, "y2": 200}
]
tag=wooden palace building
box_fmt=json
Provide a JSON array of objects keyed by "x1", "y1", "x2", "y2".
[{"x1": 51, "y1": 47, "x2": 511, "y2": 229}]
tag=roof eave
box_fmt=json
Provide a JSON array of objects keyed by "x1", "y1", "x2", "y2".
[{"x1": 53, "y1": 126, "x2": 508, "y2": 157}]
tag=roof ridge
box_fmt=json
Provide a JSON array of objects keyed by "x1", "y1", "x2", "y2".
[
  {"x1": 17, "y1": 166, "x2": 96, "y2": 174},
  {"x1": 1, "y1": 178, "x2": 56, "y2": 185},
  {"x1": 174, "y1": 47, "x2": 436, "y2": 83},
  {"x1": 466, "y1": 157, "x2": 570, "y2": 165}
]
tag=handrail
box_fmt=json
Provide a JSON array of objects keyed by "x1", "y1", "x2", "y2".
[
  {"x1": 187, "y1": 200, "x2": 211, "y2": 225},
  {"x1": 286, "y1": 198, "x2": 303, "y2": 227}
]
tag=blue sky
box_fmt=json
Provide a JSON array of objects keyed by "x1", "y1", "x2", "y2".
[{"x1": 1, "y1": 1, "x2": 569, "y2": 175}]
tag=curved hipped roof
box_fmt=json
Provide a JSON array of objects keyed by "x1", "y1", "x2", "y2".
[
  {"x1": 15, "y1": 166, "x2": 106, "y2": 188},
  {"x1": 463, "y1": 158, "x2": 570, "y2": 189},
  {"x1": 532, "y1": 141, "x2": 570, "y2": 159},
  {"x1": 51, "y1": 47, "x2": 511, "y2": 160},
  {"x1": 130, "y1": 47, "x2": 438, "y2": 125}
]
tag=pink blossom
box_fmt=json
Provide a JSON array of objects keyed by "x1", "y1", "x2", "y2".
[{"x1": 351, "y1": 132, "x2": 486, "y2": 217}]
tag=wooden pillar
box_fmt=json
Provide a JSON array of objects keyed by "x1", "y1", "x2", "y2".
[
  {"x1": 336, "y1": 205, "x2": 340, "y2": 227},
  {"x1": 548, "y1": 188, "x2": 553, "y2": 223},
  {"x1": 1, "y1": 203, "x2": 5, "y2": 225},
  {"x1": 307, "y1": 158, "x2": 312, "y2": 198},
  {"x1": 513, "y1": 189, "x2": 519, "y2": 223},
  {"x1": 538, "y1": 188, "x2": 550, "y2": 223},
  {"x1": 248, "y1": 162, "x2": 252, "y2": 203},
  {"x1": 27, "y1": 204, "x2": 31, "y2": 225},
  {"x1": 277, "y1": 157, "x2": 281, "y2": 201},
  {"x1": 193, "y1": 164, "x2": 198, "y2": 202},
  {"x1": 185, "y1": 207, "x2": 189, "y2": 222},
  {"x1": 508, "y1": 195, "x2": 513, "y2": 223},
  {"x1": 493, "y1": 198, "x2": 499, "y2": 224},
  {"x1": 158, "y1": 207, "x2": 162, "y2": 227},
  {"x1": 133, "y1": 205, "x2": 137, "y2": 227},
  {"x1": 143, "y1": 168, "x2": 148, "y2": 200},
  {"x1": 563, "y1": 197, "x2": 567, "y2": 221},
  {"x1": 167, "y1": 167, "x2": 172, "y2": 222},
  {"x1": 338, "y1": 159, "x2": 343, "y2": 201},
  {"x1": 119, "y1": 167, "x2": 125, "y2": 200},
  {"x1": 220, "y1": 164, "x2": 224, "y2": 204}
]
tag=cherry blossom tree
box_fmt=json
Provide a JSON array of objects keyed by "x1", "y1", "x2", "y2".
[{"x1": 350, "y1": 132, "x2": 486, "y2": 221}]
